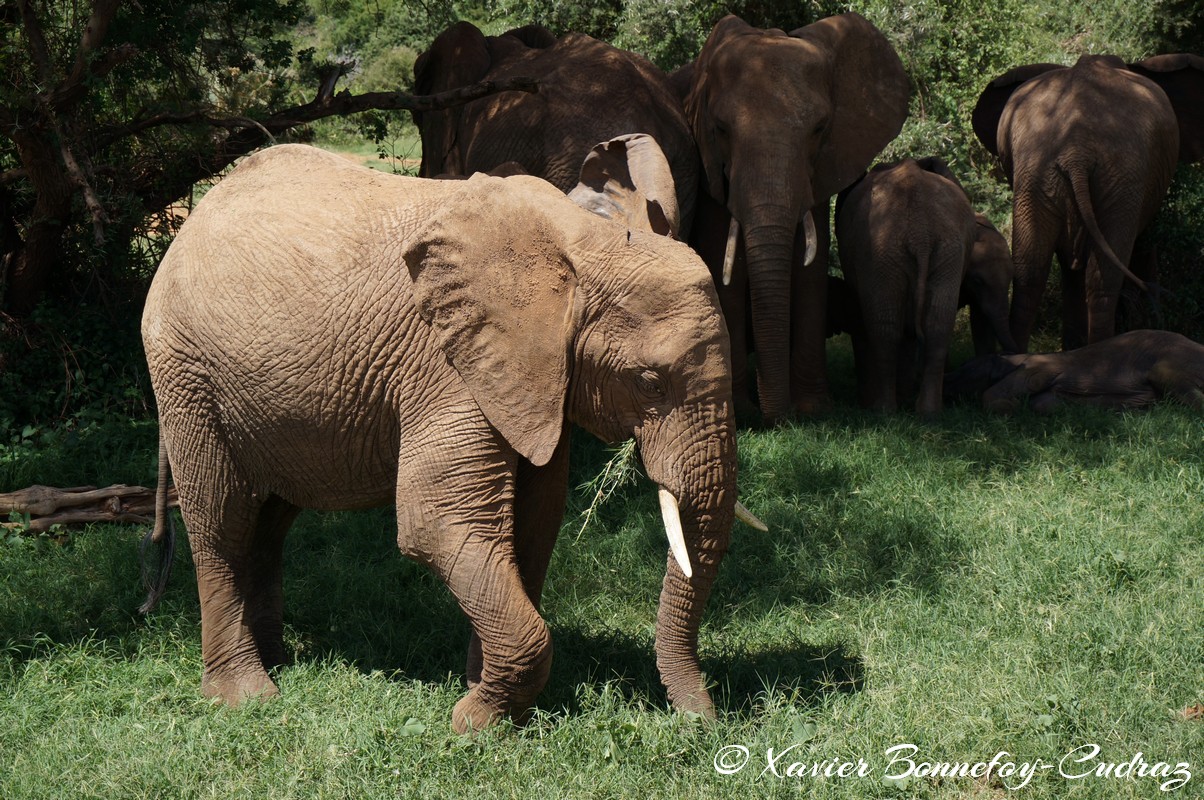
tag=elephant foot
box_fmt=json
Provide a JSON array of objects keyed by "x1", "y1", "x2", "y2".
[
  {"x1": 792, "y1": 392, "x2": 834, "y2": 417},
  {"x1": 452, "y1": 688, "x2": 517, "y2": 735},
  {"x1": 202, "y1": 665, "x2": 279, "y2": 705}
]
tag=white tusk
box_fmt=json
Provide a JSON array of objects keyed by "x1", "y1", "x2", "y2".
[
  {"x1": 722, "y1": 216, "x2": 740, "y2": 286},
  {"x1": 657, "y1": 487, "x2": 692, "y2": 579},
  {"x1": 735, "y1": 501, "x2": 768, "y2": 532},
  {"x1": 803, "y1": 210, "x2": 817, "y2": 267}
]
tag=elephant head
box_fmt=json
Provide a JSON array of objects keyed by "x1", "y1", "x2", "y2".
[
  {"x1": 685, "y1": 13, "x2": 909, "y2": 421},
  {"x1": 972, "y1": 54, "x2": 1204, "y2": 349}
]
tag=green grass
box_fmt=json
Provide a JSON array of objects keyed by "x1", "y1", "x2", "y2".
[{"x1": 2, "y1": 381, "x2": 1202, "y2": 798}]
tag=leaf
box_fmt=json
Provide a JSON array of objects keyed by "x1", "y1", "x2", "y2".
[
  {"x1": 397, "y1": 717, "x2": 426, "y2": 736},
  {"x1": 1179, "y1": 704, "x2": 1204, "y2": 721},
  {"x1": 792, "y1": 719, "x2": 819, "y2": 742}
]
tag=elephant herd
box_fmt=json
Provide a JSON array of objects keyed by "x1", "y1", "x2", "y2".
[
  {"x1": 414, "y1": 15, "x2": 1204, "y2": 421},
  {"x1": 138, "y1": 13, "x2": 1204, "y2": 733}
]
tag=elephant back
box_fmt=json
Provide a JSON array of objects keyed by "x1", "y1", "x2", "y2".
[{"x1": 413, "y1": 23, "x2": 699, "y2": 236}]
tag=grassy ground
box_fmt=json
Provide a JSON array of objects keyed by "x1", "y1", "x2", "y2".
[{"x1": 1, "y1": 350, "x2": 1201, "y2": 799}]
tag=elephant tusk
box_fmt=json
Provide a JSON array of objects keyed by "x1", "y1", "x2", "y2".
[
  {"x1": 735, "y1": 501, "x2": 768, "y2": 532},
  {"x1": 803, "y1": 210, "x2": 817, "y2": 267},
  {"x1": 657, "y1": 487, "x2": 692, "y2": 579},
  {"x1": 722, "y1": 216, "x2": 740, "y2": 286}
]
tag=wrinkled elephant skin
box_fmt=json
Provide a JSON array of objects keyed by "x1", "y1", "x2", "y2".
[
  {"x1": 836, "y1": 158, "x2": 976, "y2": 417},
  {"x1": 973, "y1": 54, "x2": 1204, "y2": 350},
  {"x1": 142, "y1": 145, "x2": 737, "y2": 734},
  {"x1": 414, "y1": 21, "x2": 697, "y2": 236}
]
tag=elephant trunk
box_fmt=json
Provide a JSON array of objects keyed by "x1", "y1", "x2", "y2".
[
  {"x1": 742, "y1": 211, "x2": 806, "y2": 423},
  {"x1": 637, "y1": 400, "x2": 736, "y2": 717}
]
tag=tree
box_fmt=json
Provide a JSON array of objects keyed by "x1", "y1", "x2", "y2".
[{"x1": 0, "y1": 0, "x2": 531, "y2": 317}]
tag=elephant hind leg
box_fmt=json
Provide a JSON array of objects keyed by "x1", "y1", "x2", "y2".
[{"x1": 165, "y1": 412, "x2": 285, "y2": 704}]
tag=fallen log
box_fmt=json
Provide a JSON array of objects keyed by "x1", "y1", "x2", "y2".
[{"x1": 0, "y1": 484, "x2": 178, "y2": 533}]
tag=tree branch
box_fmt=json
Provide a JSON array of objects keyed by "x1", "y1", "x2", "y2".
[
  {"x1": 68, "y1": 0, "x2": 123, "y2": 86},
  {"x1": 107, "y1": 75, "x2": 539, "y2": 145}
]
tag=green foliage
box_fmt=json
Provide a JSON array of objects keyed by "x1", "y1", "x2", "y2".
[{"x1": 2, "y1": 399, "x2": 1202, "y2": 798}]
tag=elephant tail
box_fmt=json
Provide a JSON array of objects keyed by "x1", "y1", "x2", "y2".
[
  {"x1": 138, "y1": 434, "x2": 176, "y2": 614},
  {"x1": 1062, "y1": 163, "x2": 1148, "y2": 292}
]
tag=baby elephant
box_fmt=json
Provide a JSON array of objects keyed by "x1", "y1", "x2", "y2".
[
  {"x1": 836, "y1": 157, "x2": 979, "y2": 417},
  {"x1": 945, "y1": 329, "x2": 1204, "y2": 413}
]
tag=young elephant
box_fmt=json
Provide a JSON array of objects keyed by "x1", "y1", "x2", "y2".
[
  {"x1": 836, "y1": 158, "x2": 978, "y2": 416},
  {"x1": 142, "y1": 144, "x2": 746, "y2": 734},
  {"x1": 911, "y1": 157, "x2": 1017, "y2": 356},
  {"x1": 944, "y1": 329, "x2": 1204, "y2": 414},
  {"x1": 962, "y1": 212, "x2": 1018, "y2": 355}
]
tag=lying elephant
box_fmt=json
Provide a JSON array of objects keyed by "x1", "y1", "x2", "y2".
[
  {"x1": 142, "y1": 142, "x2": 759, "y2": 733},
  {"x1": 944, "y1": 329, "x2": 1204, "y2": 414}
]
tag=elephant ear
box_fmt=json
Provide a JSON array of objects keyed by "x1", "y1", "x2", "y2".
[
  {"x1": 687, "y1": 15, "x2": 757, "y2": 203},
  {"x1": 971, "y1": 63, "x2": 1064, "y2": 157},
  {"x1": 403, "y1": 175, "x2": 579, "y2": 466},
  {"x1": 413, "y1": 22, "x2": 491, "y2": 178},
  {"x1": 791, "y1": 13, "x2": 910, "y2": 200},
  {"x1": 568, "y1": 134, "x2": 678, "y2": 237},
  {"x1": 1128, "y1": 54, "x2": 1204, "y2": 163}
]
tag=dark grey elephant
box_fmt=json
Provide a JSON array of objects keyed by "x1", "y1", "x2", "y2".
[
  {"x1": 413, "y1": 21, "x2": 697, "y2": 236},
  {"x1": 141, "y1": 143, "x2": 763, "y2": 734},
  {"x1": 945, "y1": 329, "x2": 1204, "y2": 414},
  {"x1": 973, "y1": 54, "x2": 1204, "y2": 350},
  {"x1": 682, "y1": 13, "x2": 909, "y2": 421}
]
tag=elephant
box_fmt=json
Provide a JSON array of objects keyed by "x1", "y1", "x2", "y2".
[
  {"x1": 682, "y1": 13, "x2": 909, "y2": 422},
  {"x1": 962, "y1": 212, "x2": 1018, "y2": 356},
  {"x1": 944, "y1": 329, "x2": 1204, "y2": 414},
  {"x1": 141, "y1": 142, "x2": 759, "y2": 734},
  {"x1": 835, "y1": 158, "x2": 978, "y2": 417},
  {"x1": 412, "y1": 21, "x2": 697, "y2": 237},
  {"x1": 972, "y1": 53, "x2": 1204, "y2": 351},
  {"x1": 906, "y1": 156, "x2": 1018, "y2": 356}
]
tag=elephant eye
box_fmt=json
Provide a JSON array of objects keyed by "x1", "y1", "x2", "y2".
[{"x1": 635, "y1": 369, "x2": 667, "y2": 400}]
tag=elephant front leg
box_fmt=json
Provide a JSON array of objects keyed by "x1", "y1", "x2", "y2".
[
  {"x1": 396, "y1": 416, "x2": 554, "y2": 734},
  {"x1": 466, "y1": 429, "x2": 571, "y2": 689}
]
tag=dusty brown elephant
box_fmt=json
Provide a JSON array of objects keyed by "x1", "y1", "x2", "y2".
[
  {"x1": 141, "y1": 143, "x2": 758, "y2": 734},
  {"x1": 944, "y1": 329, "x2": 1204, "y2": 414},
  {"x1": 835, "y1": 158, "x2": 978, "y2": 417},
  {"x1": 412, "y1": 21, "x2": 697, "y2": 236},
  {"x1": 682, "y1": 13, "x2": 909, "y2": 422},
  {"x1": 972, "y1": 53, "x2": 1204, "y2": 351}
]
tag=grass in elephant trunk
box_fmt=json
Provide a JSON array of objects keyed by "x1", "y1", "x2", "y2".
[{"x1": 1, "y1": 367, "x2": 1202, "y2": 798}]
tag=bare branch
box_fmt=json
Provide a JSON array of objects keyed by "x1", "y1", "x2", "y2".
[
  {"x1": 0, "y1": 483, "x2": 178, "y2": 534},
  {"x1": 108, "y1": 75, "x2": 539, "y2": 146},
  {"x1": 15, "y1": 0, "x2": 55, "y2": 84},
  {"x1": 68, "y1": 0, "x2": 122, "y2": 86}
]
